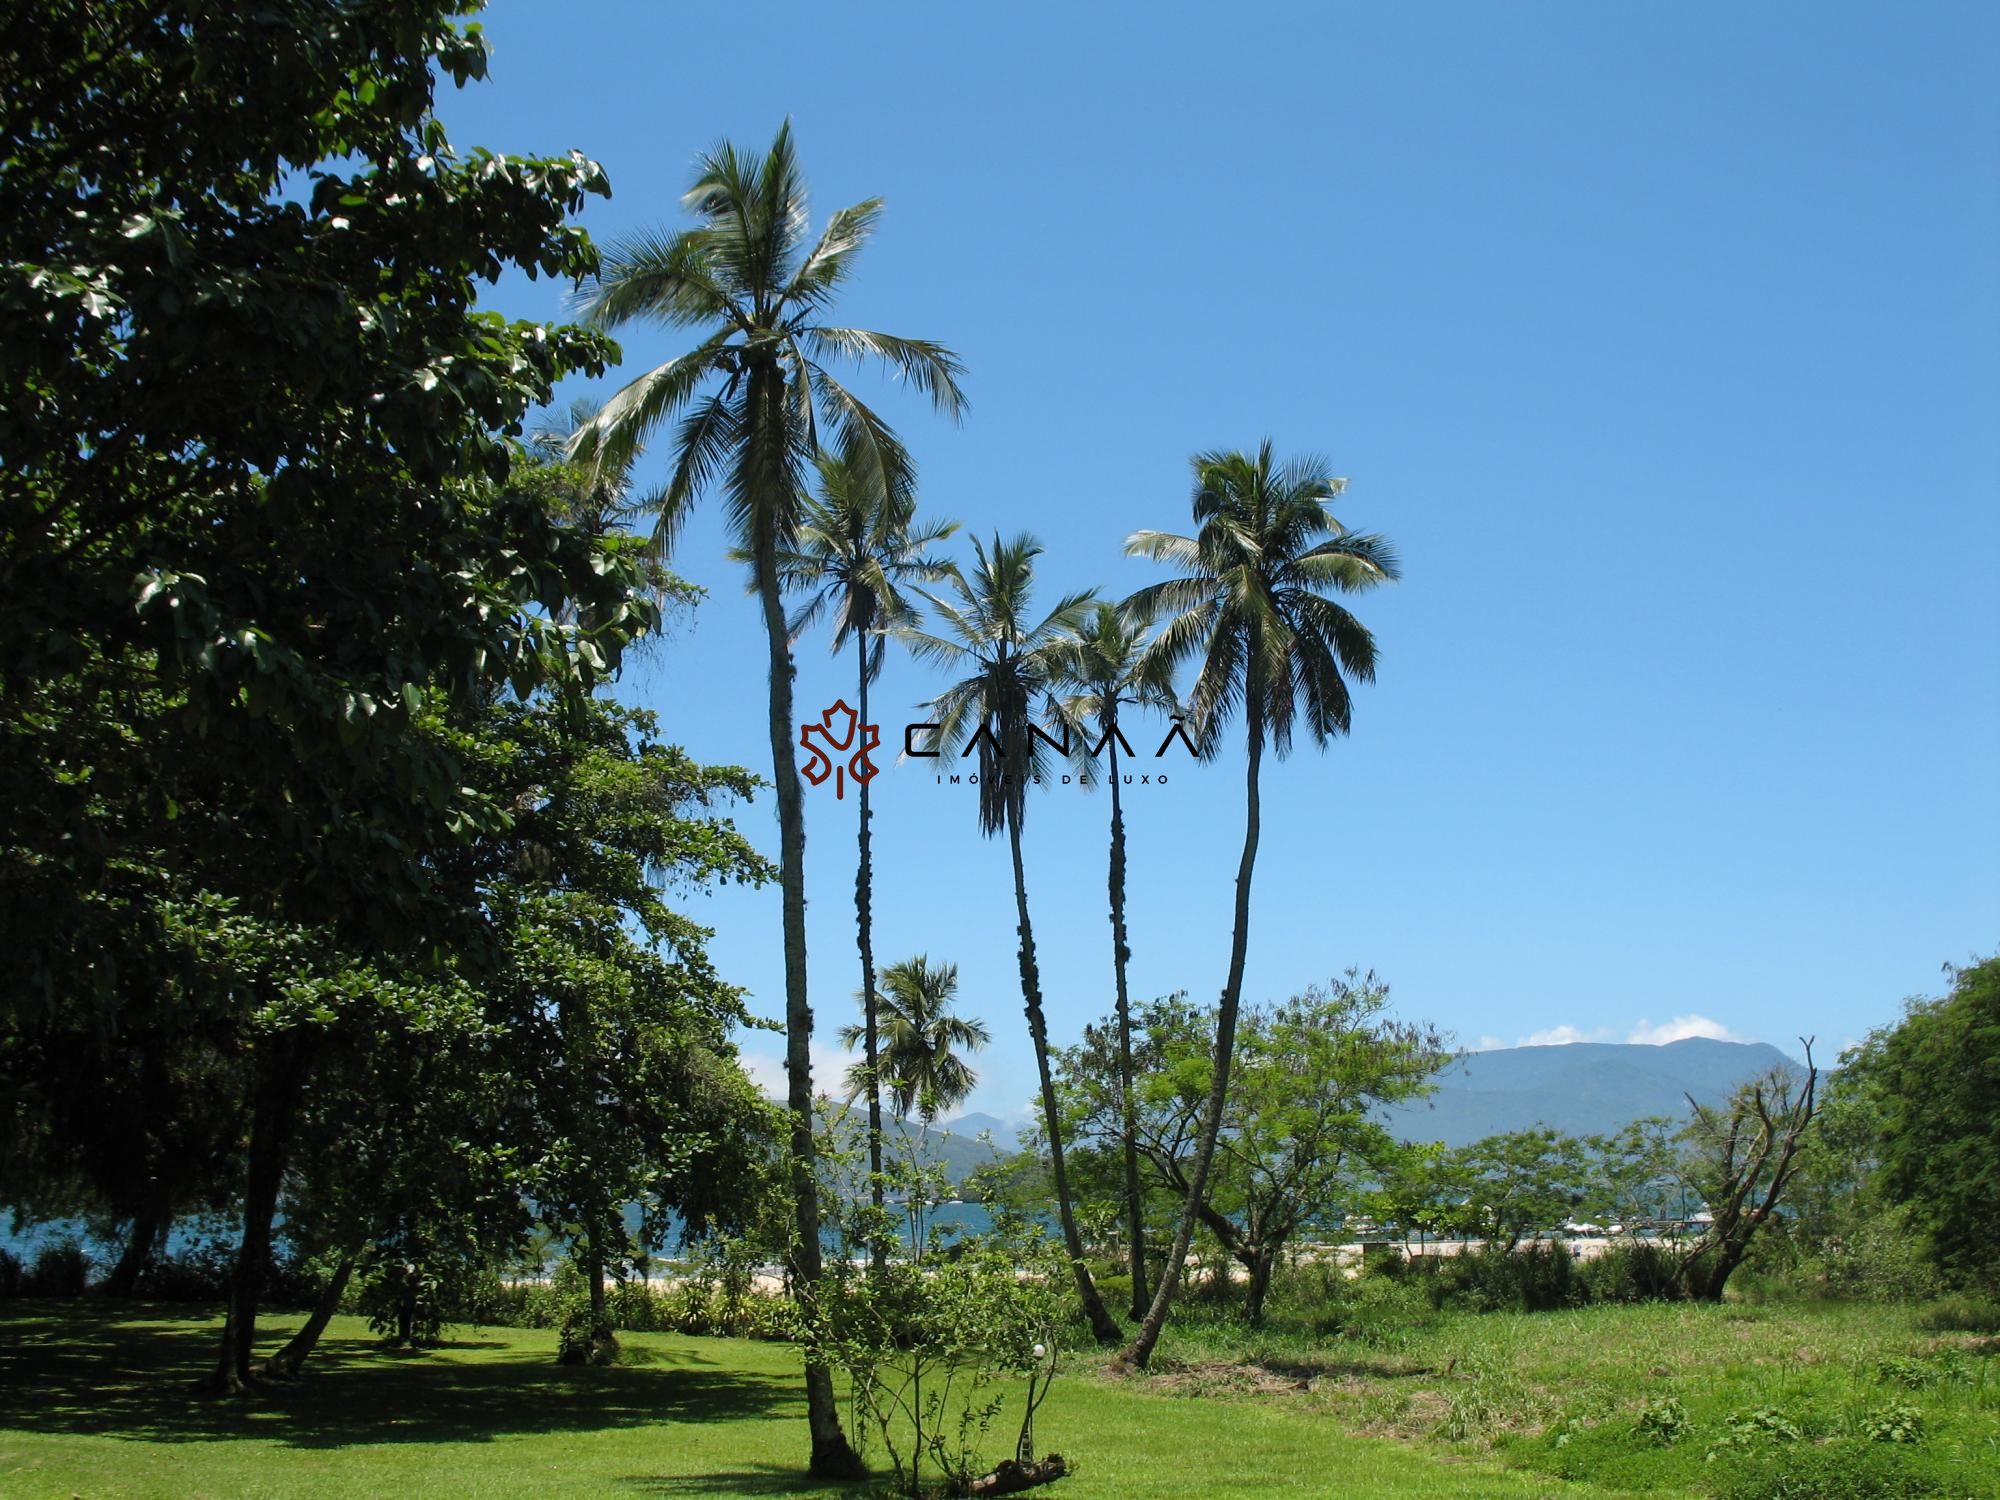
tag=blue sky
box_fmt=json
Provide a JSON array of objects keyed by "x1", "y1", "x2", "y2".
[{"x1": 438, "y1": 2, "x2": 1999, "y2": 1120}]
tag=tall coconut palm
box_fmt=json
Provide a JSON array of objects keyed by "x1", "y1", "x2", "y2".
[
  {"x1": 1045, "y1": 603, "x2": 1178, "y2": 1320},
  {"x1": 567, "y1": 123, "x2": 965, "y2": 1476},
  {"x1": 839, "y1": 955, "x2": 989, "y2": 1125},
  {"x1": 775, "y1": 453, "x2": 957, "y2": 1267},
  {"x1": 1112, "y1": 442, "x2": 1399, "y2": 1370},
  {"x1": 897, "y1": 534, "x2": 1124, "y2": 1344}
]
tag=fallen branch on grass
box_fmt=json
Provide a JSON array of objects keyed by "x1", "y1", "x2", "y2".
[{"x1": 968, "y1": 1453, "x2": 1068, "y2": 1495}]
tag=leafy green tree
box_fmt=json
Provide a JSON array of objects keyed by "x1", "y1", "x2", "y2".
[
  {"x1": 1045, "y1": 604, "x2": 1179, "y2": 1318},
  {"x1": 1116, "y1": 443, "x2": 1400, "y2": 1366},
  {"x1": 1582, "y1": 1117, "x2": 1689, "y2": 1234},
  {"x1": 0, "y1": 0, "x2": 658, "y2": 1393},
  {"x1": 567, "y1": 122, "x2": 964, "y2": 1474},
  {"x1": 1061, "y1": 974, "x2": 1446, "y2": 1324},
  {"x1": 899, "y1": 535, "x2": 1120, "y2": 1343},
  {"x1": 776, "y1": 454, "x2": 956, "y2": 1266},
  {"x1": 1450, "y1": 1129, "x2": 1593, "y2": 1251},
  {"x1": 1837, "y1": 955, "x2": 2000, "y2": 1292},
  {"x1": 840, "y1": 957, "x2": 989, "y2": 1126},
  {"x1": 468, "y1": 694, "x2": 778, "y2": 1358},
  {"x1": 1368, "y1": 1141, "x2": 1470, "y2": 1251}
]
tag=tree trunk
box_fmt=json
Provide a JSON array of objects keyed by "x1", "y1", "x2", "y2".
[
  {"x1": 585, "y1": 1230, "x2": 617, "y2": 1360},
  {"x1": 1104, "y1": 724, "x2": 1149, "y2": 1320},
  {"x1": 259, "y1": 1255, "x2": 354, "y2": 1379},
  {"x1": 103, "y1": 1209, "x2": 164, "y2": 1298},
  {"x1": 207, "y1": 1028, "x2": 311, "y2": 1394},
  {"x1": 857, "y1": 638, "x2": 887, "y2": 1274},
  {"x1": 1008, "y1": 799, "x2": 1122, "y2": 1346},
  {"x1": 749, "y1": 362, "x2": 862, "y2": 1479},
  {"x1": 1243, "y1": 1249, "x2": 1277, "y2": 1327},
  {"x1": 1116, "y1": 703, "x2": 1263, "y2": 1371}
]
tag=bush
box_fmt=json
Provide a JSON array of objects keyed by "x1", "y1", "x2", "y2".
[
  {"x1": 1709, "y1": 1439, "x2": 1949, "y2": 1499},
  {"x1": 1325, "y1": 1275, "x2": 1436, "y2": 1349},
  {"x1": 1634, "y1": 1396, "x2": 1690, "y2": 1447},
  {"x1": 132, "y1": 1241, "x2": 235, "y2": 1301},
  {"x1": 24, "y1": 1239, "x2": 90, "y2": 1297},
  {"x1": 1915, "y1": 1294, "x2": 2000, "y2": 1333},
  {"x1": 1397, "y1": 1242, "x2": 1583, "y2": 1313},
  {"x1": 1576, "y1": 1242, "x2": 1682, "y2": 1304},
  {"x1": 1092, "y1": 1272, "x2": 1133, "y2": 1310},
  {"x1": 0, "y1": 1247, "x2": 22, "y2": 1297}
]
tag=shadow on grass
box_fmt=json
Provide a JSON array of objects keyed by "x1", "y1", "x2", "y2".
[
  {"x1": 0, "y1": 1301, "x2": 801, "y2": 1452},
  {"x1": 616, "y1": 1465, "x2": 823, "y2": 1495}
]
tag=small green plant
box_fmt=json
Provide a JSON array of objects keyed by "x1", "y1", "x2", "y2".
[
  {"x1": 1635, "y1": 1395, "x2": 1690, "y2": 1447},
  {"x1": 1861, "y1": 1400, "x2": 1924, "y2": 1444}
]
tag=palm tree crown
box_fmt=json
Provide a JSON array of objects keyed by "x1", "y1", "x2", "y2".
[
  {"x1": 899, "y1": 533, "x2": 1095, "y2": 834},
  {"x1": 771, "y1": 450, "x2": 958, "y2": 675},
  {"x1": 568, "y1": 120, "x2": 966, "y2": 567},
  {"x1": 1124, "y1": 440, "x2": 1400, "y2": 755},
  {"x1": 840, "y1": 957, "x2": 989, "y2": 1124},
  {"x1": 1044, "y1": 602, "x2": 1180, "y2": 775}
]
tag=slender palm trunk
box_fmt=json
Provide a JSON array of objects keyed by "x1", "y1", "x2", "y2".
[
  {"x1": 856, "y1": 640, "x2": 887, "y2": 1273},
  {"x1": 749, "y1": 364, "x2": 862, "y2": 1478},
  {"x1": 1116, "y1": 705, "x2": 1263, "y2": 1371},
  {"x1": 1007, "y1": 796, "x2": 1122, "y2": 1346},
  {"x1": 1104, "y1": 724, "x2": 1149, "y2": 1319}
]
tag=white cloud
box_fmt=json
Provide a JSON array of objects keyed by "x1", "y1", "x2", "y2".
[
  {"x1": 738, "y1": 1039, "x2": 853, "y2": 1101},
  {"x1": 1499, "y1": 1014, "x2": 1753, "y2": 1049},
  {"x1": 1516, "y1": 1023, "x2": 1616, "y2": 1047},
  {"x1": 1472, "y1": 1034, "x2": 1507, "y2": 1052},
  {"x1": 1627, "y1": 1014, "x2": 1747, "y2": 1046}
]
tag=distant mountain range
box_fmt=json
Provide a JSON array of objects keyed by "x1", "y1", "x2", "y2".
[
  {"x1": 872, "y1": 1040, "x2": 1803, "y2": 1174},
  {"x1": 818, "y1": 1110, "x2": 1012, "y2": 1190},
  {"x1": 1380, "y1": 1037, "x2": 1805, "y2": 1147}
]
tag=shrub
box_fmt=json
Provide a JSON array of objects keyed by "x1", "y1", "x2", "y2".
[
  {"x1": 1327, "y1": 1275, "x2": 1436, "y2": 1349},
  {"x1": 0, "y1": 1247, "x2": 22, "y2": 1297},
  {"x1": 1859, "y1": 1400, "x2": 1923, "y2": 1444},
  {"x1": 24, "y1": 1239, "x2": 90, "y2": 1297},
  {"x1": 1709, "y1": 1440, "x2": 1949, "y2": 1499},
  {"x1": 1577, "y1": 1242, "x2": 1682, "y2": 1304},
  {"x1": 1635, "y1": 1396, "x2": 1690, "y2": 1447},
  {"x1": 1403, "y1": 1242, "x2": 1583, "y2": 1313},
  {"x1": 812, "y1": 1231, "x2": 1071, "y2": 1497},
  {"x1": 133, "y1": 1241, "x2": 235, "y2": 1301},
  {"x1": 1915, "y1": 1295, "x2": 2000, "y2": 1334}
]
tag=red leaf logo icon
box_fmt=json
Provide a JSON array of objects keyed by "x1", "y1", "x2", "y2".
[{"x1": 799, "y1": 700, "x2": 879, "y2": 800}]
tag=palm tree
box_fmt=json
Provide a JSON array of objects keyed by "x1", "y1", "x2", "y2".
[
  {"x1": 839, "y1": 956, "x2": 989, "y2": 1125},
  {"x1": 1045, "y1": 603, "x2": 1178, "y2": 1320},
  {"x1": 897, "y1": 533, "x2": 1124, "y2": 1344},
  {"x1": 1112, "y1": 442, "x2": 1399, "y2": 1370},
  {"x1": 775, "y1": 453, "x2": 956, "y2": 1267},
  {"x1": 567, "y1": 123, "x2": 965, "y2": 1477}
]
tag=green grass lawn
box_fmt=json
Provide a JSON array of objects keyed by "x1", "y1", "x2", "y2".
[
  {"x1": 0, "y1": 1302, "x2": 1576, "y2": 1498},
  {"x1": 5, "y1": 1299, "x2": 1994, "y2": 1498}
]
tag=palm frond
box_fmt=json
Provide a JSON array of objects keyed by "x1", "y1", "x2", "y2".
[{"x1": 804, "y1": 328, "x2": 969, "y2": 419}]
